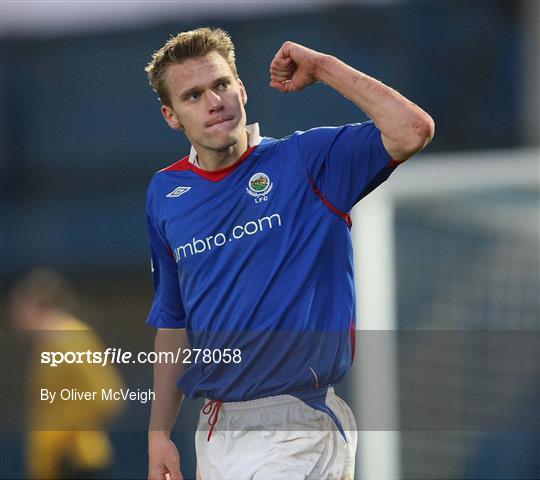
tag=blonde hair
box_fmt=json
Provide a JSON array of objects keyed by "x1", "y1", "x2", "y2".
[{"x1": 145, "y1": 27, "x2": 238, "y2": 106}]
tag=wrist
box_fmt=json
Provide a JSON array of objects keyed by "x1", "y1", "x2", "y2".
[
  {"x1": 315, "y1": 54, "x2": 337, "y2": 84},
  {"x1": 148, "y1": 430, "x2": 171, "y2": 441}
]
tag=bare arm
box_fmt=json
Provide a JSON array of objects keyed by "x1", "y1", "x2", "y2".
[
  {"x1": 148, "y1": 328, "x2": 190, "y2": 480},
  {"x1": 269, "y1": 41, "x2": 435, "y2": 162}
]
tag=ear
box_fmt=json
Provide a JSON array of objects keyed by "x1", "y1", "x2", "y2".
[
  {"x1": 238, "y1": 79, "x2": 248, "y2": 106},
  {"x1": 161, "y1": 105, "x2": 183, "y2": 130}
]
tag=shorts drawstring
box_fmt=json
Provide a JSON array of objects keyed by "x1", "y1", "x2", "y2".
[{"x1": 202, "y1": 399, "x2": 223, "y2": 441}]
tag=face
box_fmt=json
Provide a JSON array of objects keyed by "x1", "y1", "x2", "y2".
[
  {"x1": 161, "y1": 52, "x2": 248, "y2": 156},
  {"x1": 9, "y1": 292, "x2": 41, "y2": 331}
]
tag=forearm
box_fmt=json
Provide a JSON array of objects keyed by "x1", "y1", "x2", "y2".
[
  {"x1": 148, "y1": 328, "x2": 189, "y2": 437},
  {"x1": 316, "y1": 54, "x2": 435, "y2": 160}
]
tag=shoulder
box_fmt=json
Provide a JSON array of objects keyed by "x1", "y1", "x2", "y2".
[
  {"x1": 271, "y1": 125, "x2": 347, "y2": 150},
  {"x1": 295, "y1": 122, "x2": 376, "y2": 140},
  {"x1": 256, "y1": 130, "x2": 335, "y2": 160},
  {"x1": 294, "y1": 122, "x2": 382, "y2": 151},
  {"x1": 158, "y1": 155, "x2": 191, "y2": 173},
  {"x1": 146, "y1": 156, "x2": 191, "y2": 202},
  {"x1": 47, "y1": 314, "x2": 90, "y2": 332}
]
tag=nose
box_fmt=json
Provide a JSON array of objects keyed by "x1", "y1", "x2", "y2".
[{"x1": 206, "y1": 90, "x2": 223, "y2": 112}]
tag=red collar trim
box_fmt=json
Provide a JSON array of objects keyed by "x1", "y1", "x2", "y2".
[
  {"x1": 159, "y1": 156, "x2": 191, "y2": 172},
  {"x1": 160, "y1": 146, "x2": 258, "y2": 182}
]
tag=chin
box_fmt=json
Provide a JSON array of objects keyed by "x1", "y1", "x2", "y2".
[{"x1": 215, "y1": 132, "x2": 241, "y2": 150}]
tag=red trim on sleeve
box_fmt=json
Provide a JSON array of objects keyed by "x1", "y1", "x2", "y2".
[
  {"x1": 350, "y1": 317, "x2": 356, "y2": 363},
  {"x1": 388, "y1": 158, "x2": 401, "y2": 168},
  {"x1": 308, "y1": 176, "x2": 352, "y2": 228}
]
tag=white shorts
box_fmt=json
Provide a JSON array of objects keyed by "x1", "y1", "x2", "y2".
[{"x1": 195, "y1": 386, "x2": 357, "y2": 480}]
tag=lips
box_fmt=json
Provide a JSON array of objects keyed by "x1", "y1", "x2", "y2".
[{"x1": 206, "y1": 116, "x2": 234, "y2": 127}]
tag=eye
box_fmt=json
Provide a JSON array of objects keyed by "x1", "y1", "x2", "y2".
[
  {"x1": 185, "y1": 92, "x2": 200, "y2": 102},
  {"x1": 217, "y1": 80, "x2": 230, "y2": 90}
]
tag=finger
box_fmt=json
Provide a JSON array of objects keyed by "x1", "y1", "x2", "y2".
[
  {"x1": 273, "y1": 41, "x2": 294, "y2": 62},
  {"x1": 269, "y1": 63, "x2": 296, "y2": 83},
  {"x1": 269, "y1": 79, "x2": 284, "y2": 92},
  {"x1": 270, "y1": 53, "x2": 294, "y2": 76},
  {"x1": 271, "y1": 53, "x2": 293, "y2": 65},
  {"x1": 270, "y1": 72, "x2": 292, "y2": 84},
  {"x1": 269, "y1": 80, "x2": 288, "y2": 93},
  {"x1": 269, "y1": 69, "x2": 290, "y2": 80},
  {"x1": 269, "y1": 79, "x2": 294, "y2": 93},
  {"x1": 269, "y1": 64, "x2": 294, "y2": 79},
  {"x1": 270, "y1": 62, "x2": 293, "y2": 74},
  {"x1": 271, "y1": 55, "x2": 294, "y2": 68},
  {"x1": 270, "y1": 68, "x2": 290, "y2": 81},
  {"x1": 165, "y1": 458, "x2": 183, "y2": 480},
  {"x1": 148, "y1": 463, "x2": 168, "y2": 480},
  {"x1": 166, "y1": 468, "x2": 183, "y2": 480}
]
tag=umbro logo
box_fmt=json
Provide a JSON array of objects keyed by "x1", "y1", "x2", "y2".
[{"x1": 166, "y1": 186, "x2": 191, "y2": 198}]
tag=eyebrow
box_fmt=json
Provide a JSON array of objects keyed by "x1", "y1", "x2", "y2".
[{"x1": 178, "y1": 76, "x2": 232, "y2": 100}]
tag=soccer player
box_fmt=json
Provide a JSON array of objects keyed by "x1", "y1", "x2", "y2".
[{"x1": 144, "y1": 28, "x2": 434, "y2": 480}]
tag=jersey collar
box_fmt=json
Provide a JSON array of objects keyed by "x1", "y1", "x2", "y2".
[{"x1": 188, "y1": 123, "x2": 262, "y2": 166}]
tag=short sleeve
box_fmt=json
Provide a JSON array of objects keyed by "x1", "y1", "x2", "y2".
[
  {"x1": 294, "y1": 121, "x2": 398, "y2": 212},
  {"x1": 145, "y1": 209, "x2": 186, "y2": 329}
]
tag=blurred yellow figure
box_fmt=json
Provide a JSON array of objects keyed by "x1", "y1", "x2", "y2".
[{"x1": 9, "y1": 268, "x2": 125, "y2": 480}]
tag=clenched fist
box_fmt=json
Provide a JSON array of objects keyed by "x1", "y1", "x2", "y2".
[{"x1": 269, "y1": 41, "x2": 327, "y2": 93}]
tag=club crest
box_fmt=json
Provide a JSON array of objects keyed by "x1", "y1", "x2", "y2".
[{"x1": 246, "y1": 172, "x2": 273, "y2": 203}]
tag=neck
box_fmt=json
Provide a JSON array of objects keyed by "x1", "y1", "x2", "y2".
[{"x1": 197, "y1": 131, "x2": 249, "y2": 171}]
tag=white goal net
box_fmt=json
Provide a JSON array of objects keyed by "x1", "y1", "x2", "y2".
[{"x1": 351, "y1": 148, "x2": 540, "y2": 480}]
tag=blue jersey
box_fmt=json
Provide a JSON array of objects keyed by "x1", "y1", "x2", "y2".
[{"x1": 146, "y1": 121, "x2": 398, "y2": 401}]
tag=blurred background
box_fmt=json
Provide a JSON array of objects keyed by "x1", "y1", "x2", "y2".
[{"x1": 1, "y1": 0, "x2": 538, "y2": 479}]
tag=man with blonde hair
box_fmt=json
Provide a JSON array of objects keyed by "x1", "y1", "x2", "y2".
[{"x1": 145, "y1": 27, "x2": 434, "y2": 480}]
